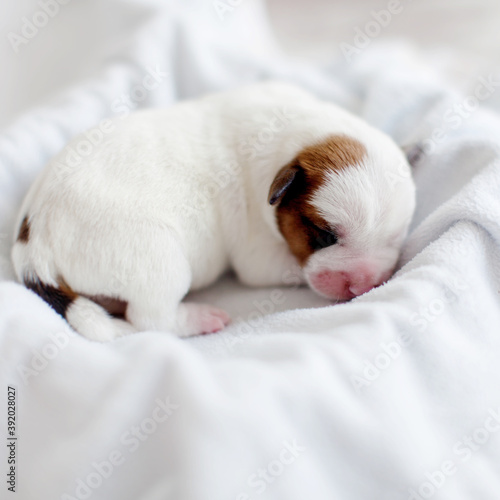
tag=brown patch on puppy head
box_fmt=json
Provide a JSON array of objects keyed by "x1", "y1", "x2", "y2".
[
  {"x1": 294, "y1": 134, "x2": 367, "y2": 182},
  {"x1": 268, "y1": 134, "x2": 366, "y2": 265},
  {"x1": 17, "y1": 215, "x2": 31, "y2": 243}
]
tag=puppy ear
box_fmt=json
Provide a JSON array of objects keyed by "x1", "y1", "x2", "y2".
[
  {"x1": 402, "y1": 142, "x2": 424, "y2": 167},
  {"x1": 268, "y1": 163, "x2": 301, "y2": 206}
]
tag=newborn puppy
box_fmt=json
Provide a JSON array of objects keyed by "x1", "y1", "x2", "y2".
[{"x1": 12, "y1": 82, "x2": 416, "y2": 341}]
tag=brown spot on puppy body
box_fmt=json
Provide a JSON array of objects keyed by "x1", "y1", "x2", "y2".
[
  {"x1": 25, "y1": 275, "x2": 128, "y2": 320},
  {"x1": 17, "y1": 216, "x2": 31, "y2": 243},
  {"x1": 24, "y1": 276, "x2": 77, "y2": 318},
  {"x1": 88, "y1": 295, "x2": 128, "y2": 318},
  {"x1": 268, "y1": 134, "x2": 366, "y2": 265}
]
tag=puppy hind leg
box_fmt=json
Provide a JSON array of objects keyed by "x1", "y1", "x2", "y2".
[
  {"x1": 125, "y1": 253, "x2": 189, "y2": 334},
  {"x1": 127, "y1": 289, "x2": 231, "y2": 337},
  {"x1": 125, "y1": 237, "x2": 230, "y2": 337}
]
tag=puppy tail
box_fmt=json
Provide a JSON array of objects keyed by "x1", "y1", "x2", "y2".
[
  {"x1": 23, "y1": 276, "x2": 134, "y2": 342},
  {"x1": 11, "y1": 216, "x2": 134, "y2": 342}
]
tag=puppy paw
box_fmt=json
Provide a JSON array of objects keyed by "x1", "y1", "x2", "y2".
[{"x1": 177, "y1": 303, "x2": 230, "y2": 337}]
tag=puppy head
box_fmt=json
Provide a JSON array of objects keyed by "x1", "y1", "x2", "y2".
[{"x1": 268, "y1": 134, "x2": 416, "y2": 300}]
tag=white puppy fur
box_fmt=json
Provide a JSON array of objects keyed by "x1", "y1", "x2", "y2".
[{"x1": 12, "y1": 82, "x2": 416, "y2": 341}]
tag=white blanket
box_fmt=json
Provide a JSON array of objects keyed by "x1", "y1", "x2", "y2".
[{"x1": 2, "y1": 1, "x2": 500, "y2": 499}]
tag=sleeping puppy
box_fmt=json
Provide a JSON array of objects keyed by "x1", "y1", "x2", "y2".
[{"x1": 11, "y1": 82, "x2": 416, "y2": 341}]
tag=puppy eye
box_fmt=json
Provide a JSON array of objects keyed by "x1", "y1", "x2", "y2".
[{"x1": 312, "y1": 225, "x2": 338, "y2": 250}]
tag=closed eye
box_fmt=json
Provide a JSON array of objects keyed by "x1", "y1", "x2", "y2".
[
  {"x1": 303, "y1": 218, "x2": 338, "y2": 250},
  {"x1": 312, "y1": 226, "x2": 338, "y2": 250}
]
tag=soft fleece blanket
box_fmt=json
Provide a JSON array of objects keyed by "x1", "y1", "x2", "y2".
[{"x1": 2, "y1": 1, "x2": 500, "y2": 499}]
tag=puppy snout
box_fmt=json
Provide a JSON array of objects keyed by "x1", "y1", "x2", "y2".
[
  {"x1": 309, "y1": 265, "x2": 389, "y2": 300},
  {"x1": 348, "y1": 277, "x2": 381, "y2": 297}
]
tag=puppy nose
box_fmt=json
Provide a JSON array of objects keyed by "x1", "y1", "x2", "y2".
[
  {"x1": 348, "y1": 279, "x2": 380, "y2": 297},
  {"x1": 310, "y1": 268, "x2": 384, "y2": 300},
  {"x1": 347, "y1": 265, "x2": 383, "y2": 297}
]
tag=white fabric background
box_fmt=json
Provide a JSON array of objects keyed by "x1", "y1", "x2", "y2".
[
  {"x1": 2, "y1": 0, "x2": 500, "y2": 127},
  {"x1": 1, "y1": 1, "x2": 500, "y2": 500}
]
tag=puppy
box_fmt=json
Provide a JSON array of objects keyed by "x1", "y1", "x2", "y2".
[{"x1": 12, "y1": 82, "x2": 416, "y2": 341}]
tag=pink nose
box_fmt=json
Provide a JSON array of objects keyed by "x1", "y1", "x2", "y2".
[{"x1": 309, "y1": 268, "x2": 385, "y2": 300}]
